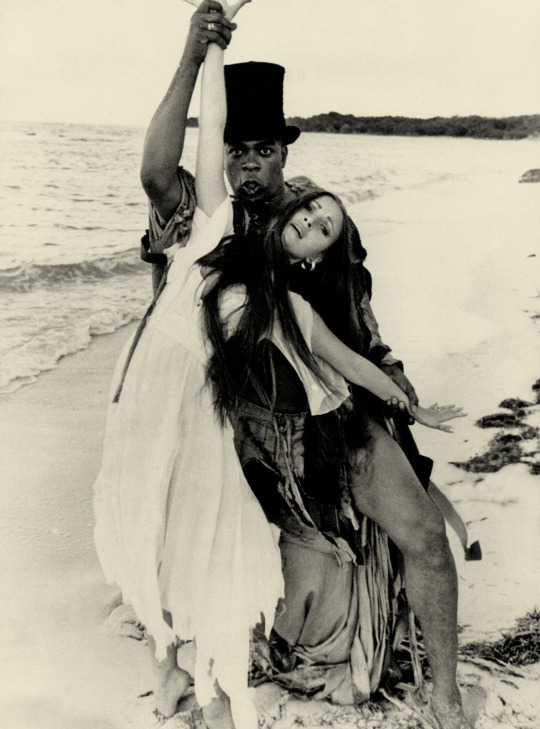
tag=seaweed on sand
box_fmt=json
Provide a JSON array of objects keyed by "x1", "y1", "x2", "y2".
[
  {"x1": 451, "y1": 385, "x2": 539, "y2": 474},
  {"x1": 452, "y1": 434, "x2": 523, "y2": 473},
  {"x1": 498, "y1": 398, "x2": 533, "y2": 411},
  {"x1": 460, "y1": 609, "x2": 540, "y2": 667},
  {"x1": 475, "y1": 412, "x2": 522, "y2": 428}
]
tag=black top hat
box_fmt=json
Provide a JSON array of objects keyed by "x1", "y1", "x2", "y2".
[{"x1": 224, "y1": 62, "x2": 301, "y2": 146}]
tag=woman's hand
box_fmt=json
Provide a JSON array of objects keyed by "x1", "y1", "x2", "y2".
[
  {"x1": 185, "y1": 0, "x2": 251, "y2": 22},
  {"x1": 414, "y1": 403, "x2": 467, "y2": 432}
]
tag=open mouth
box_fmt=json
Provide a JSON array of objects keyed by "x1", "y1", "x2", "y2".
[
  {"x1": 240, "y1": 181, "x2": 262, "y2": 196},
  {"x1": 291, "y1": 223, "x2": 302, "y2": 239}
]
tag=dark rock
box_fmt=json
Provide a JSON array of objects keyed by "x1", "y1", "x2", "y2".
[{"x1": 519, "y1": 169, "x2": 540, "y2": 183}]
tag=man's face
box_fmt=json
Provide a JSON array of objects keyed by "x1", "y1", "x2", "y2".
[{"x1": 224, "y1": 139, "x2": 288, "y2": 206}]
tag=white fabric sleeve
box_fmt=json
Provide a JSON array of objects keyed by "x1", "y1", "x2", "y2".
[{"x1": 166, "y1": 197, "x2": 233, "y2": 283}]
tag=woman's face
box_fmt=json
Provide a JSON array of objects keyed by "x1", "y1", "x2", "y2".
[{"x1": 282, "y1": 195, "x2": 344, "y2": 264}]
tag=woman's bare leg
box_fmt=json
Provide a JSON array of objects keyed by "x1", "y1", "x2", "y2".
[
  {"x1": 349, "y1": 418, "x2": 470, "y2": 729},
  {"x1": 202, "y1": 682, "x2": 235, "y2": 729},
  {"x1": 147, "y1": 612, "x2": 191, "y2": 718}
]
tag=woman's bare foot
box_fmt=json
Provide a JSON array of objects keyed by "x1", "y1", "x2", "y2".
[
  {"x1": 154, "y1": 665, "x2": 191, "y2": 719},
  {"x1": 202, "y1": 686, "x2": 235, "y2": 729}
]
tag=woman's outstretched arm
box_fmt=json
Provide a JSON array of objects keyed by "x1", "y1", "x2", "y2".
[
  {"x1": 194, "y1": 0, "x2": 252, "y2": 216},
  {"x1": 311, "y1": 310, "x2": 465, "y2": 431}
]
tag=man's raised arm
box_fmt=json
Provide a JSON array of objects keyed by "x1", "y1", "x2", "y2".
[{"x1": 140, "y1": 1, "x2": 236, "y2": 223}]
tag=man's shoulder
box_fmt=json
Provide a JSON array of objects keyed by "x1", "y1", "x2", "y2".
[{"x1": 147, "y1": 166, "x2": 197, "y2": 247}]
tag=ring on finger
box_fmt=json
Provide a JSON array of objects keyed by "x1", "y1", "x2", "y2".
[{"x1": 207, "y1": 21, "x2": 216, "y2": 31}]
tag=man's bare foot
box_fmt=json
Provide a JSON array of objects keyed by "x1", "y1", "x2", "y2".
[
  {"x1": 202, "y1": 687, "x2": 235, "y2": 729},
  {"x1": 429, "y1": 695, "x2": 472, "y2": 729},
  {"x1": 154, "y1": 665, "x2": 191, "y2": 719}
]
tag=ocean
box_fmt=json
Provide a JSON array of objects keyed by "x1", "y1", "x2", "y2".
[{"x1": 0, "y1": 120, "x2": 538, "y2": 394}]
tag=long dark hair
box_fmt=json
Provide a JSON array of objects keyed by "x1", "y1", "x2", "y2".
[
  {"x1": 197, "y1": 191, "x2": 345, "y2": 425},
  {"x1": 288, "y1": 192, "x2": 372, "y2": 356},
  {"x1": 199, "y1": 189, "x2": 376, "y2": 507},
  {"x1": 283, "y1": 193, "x2": 375, "y2": 497}
]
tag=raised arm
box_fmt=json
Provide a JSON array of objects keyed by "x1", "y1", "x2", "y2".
[
  {"x1": 140, "y1": 1, "x2": 236, "y2": 223},
  {"x1": 195, "y1": 44, "x2": 227, "y2": 215},
  {"x1": 195, "y1": 0, "x2": 252, "y2": 216},
  {"x1": 311, "y1": 310, "x2": 464, "y2": 431}
]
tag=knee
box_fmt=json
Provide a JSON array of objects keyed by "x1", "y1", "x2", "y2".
[{"x1": 399, "y1": 505, "x2": 450, "y2": 563}]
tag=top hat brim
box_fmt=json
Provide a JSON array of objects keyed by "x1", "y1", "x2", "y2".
[
  {"x1": 224, "y1": 123, "x2": 301, "y2": 146},
  {"x1": 283, "y1": 126, "x2": 301, "y2": 145}
]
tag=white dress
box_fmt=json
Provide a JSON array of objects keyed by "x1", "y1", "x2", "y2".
[{"x1": 93, "y1": 197, "x2": 349, "y2": 729}]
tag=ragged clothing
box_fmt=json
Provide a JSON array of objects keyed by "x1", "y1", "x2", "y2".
[{"x1": 94, "y1": 196, "x2": 358, "y2": 729}]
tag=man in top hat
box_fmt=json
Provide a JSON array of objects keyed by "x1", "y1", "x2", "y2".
[
  {"x1": 140, "y1": 2, "x2": 402, "y2": 379},
  {"x1": 139, "y1": 3, "x2": 472, "y2": 728}
]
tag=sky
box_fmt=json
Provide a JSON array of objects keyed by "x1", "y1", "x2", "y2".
[{"x1": 1, "y1": 0, "x2": 539, "y2": 127}]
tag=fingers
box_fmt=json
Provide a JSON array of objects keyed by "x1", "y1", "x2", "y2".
[
  {"x1": 439, "y1": 406, "x2": 467, "y2": 421},
  {"x1": 200, "y1": 9, "x2": 235, "y2": 29},
  {"x1": 385, "y1": 396, "x2": 406, "y2": 413},
  {"x1": 385, "y1": 397, "x2": 415, "y2": 425},
  {"x1": 383, "y1": 364, "x2": 418, "y2": 413},
  {"x1": 192, "y1": 12, "x2": 236, "y2": 49},
  {"x1": 444, "y1": 406, "x2": 466, "y2": 418}
]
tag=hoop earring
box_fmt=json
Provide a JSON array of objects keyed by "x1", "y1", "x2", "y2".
[{"x1": 301, "y1": 259, "x2": 316, "y2": 272}]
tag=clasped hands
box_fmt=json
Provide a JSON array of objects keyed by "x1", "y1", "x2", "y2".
[
  {"x1": 183, "y1": 0, "x2": 251, "y2": 56},
  {"x1": 385, "y1": 395, "x2": 466, "y2": 433}
]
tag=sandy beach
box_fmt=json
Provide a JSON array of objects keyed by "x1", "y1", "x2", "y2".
[{"x1": 1, "y1": 165, "x2": 539, "y2": 728}]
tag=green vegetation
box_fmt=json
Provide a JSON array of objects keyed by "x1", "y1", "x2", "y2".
[{"x1": 285, "y1": 113, "x2": 540, "y2": 139}]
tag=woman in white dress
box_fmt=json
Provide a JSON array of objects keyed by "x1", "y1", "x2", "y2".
[{"x1": 93, "y1": 2, "x2": 463, "y2": 726}]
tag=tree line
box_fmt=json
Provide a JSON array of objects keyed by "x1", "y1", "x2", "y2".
[
  {"x1": 187, "y1": 114, "x2": 540, "y2": 139},
  {"x1": 285, "y1": 113, "x2": 540, "y2": 139}
]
